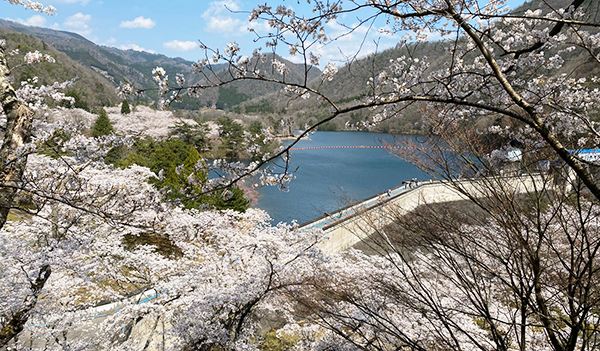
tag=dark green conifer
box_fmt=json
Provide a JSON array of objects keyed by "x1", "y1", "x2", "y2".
[
  {"x1": 109, "y1": 137, "x2": 250, "y2": 212},
  {"x1": 120, "y1": 99, "x2": 131, "y2": 114},
  {"x1": 92, "y1": 109, "x2": 114, "y2": 137}
]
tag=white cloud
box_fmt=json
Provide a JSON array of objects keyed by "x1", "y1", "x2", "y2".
[
  {"x1": 119, "y1": 44, "x2": 155, "y2": 53},
  {"x1": 201, "y1": 1, "x2": 245, "y2": 33},
  {"x1": 204, "y1": 16, "x2": 243, "y2": 33},
  {"x1": 120, "y1": 16, "x2": 156, "y2": 29},
  {"x1": 63, "y1": 13, "x2": 92, "y2": 36},
  {"x1": 203, "y1": 0, "x2": 240, "y2": 16},
  {"x1": 10, "y1": 15, "x2": 47, "y2": 27},
  {"x1": 51, "y1": 0, "x2": 91, "y2": 5},
  {"x1": 27, "y1": 15, "x2": 47, "y2": 26},
  {"x1": 283, "y1": 20, "x2": 402, "y2": 68},
  {"x1": 105, "y1": 37, "x2": 117, "y2": 45},
  {"x1": 247, "y1": 19, "x2": 271, "y2": 33},
  {"x1": 164, "y1": 40, "x2": 197, "y2": 52}
]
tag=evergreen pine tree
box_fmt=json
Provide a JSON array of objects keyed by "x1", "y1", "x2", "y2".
[
  {"x1": 92, "y1": 109, "x2": 115, "y2": 137},
  {"x1": 120, "y1": 99, "x2": 131, "y2": 114}
]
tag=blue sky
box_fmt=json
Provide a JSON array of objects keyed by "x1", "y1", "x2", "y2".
[{"x1": 1, "y1": 0, "x2": 528, "y2": 66}]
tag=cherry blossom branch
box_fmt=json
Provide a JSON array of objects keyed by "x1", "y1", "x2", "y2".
[
  {"x1": 4, "y1": 0, "x2": 55, "y2": 15},
  {"x1": 446, "y1": 1, "x2": 600, "y2": 201}
]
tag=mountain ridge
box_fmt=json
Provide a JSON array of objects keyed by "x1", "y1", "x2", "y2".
[
  {"x1": 0, "y1": 18, "x2": 320, "y2": 110},
  {"x1": 1, "y1": 0, "x2": 597, "y2": 119}
]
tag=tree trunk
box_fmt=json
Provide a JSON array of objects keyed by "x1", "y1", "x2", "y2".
[
  {"x1": 0, "y1": 43, "x2": 35, "y2": 228},
  {"x1": 0, "y1": 42, "x2": 45, "y2": 349}
]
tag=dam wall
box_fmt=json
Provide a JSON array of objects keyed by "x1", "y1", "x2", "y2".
[{"x1": 304, "y1": 175, "x2": 545, "y2": 253}]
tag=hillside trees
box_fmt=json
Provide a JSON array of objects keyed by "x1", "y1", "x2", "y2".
[{"x1": 157, "y1": 146, "x2": 249, "y2": 211}]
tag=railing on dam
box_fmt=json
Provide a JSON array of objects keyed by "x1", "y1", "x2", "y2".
[{"x1": 299, "y1": 179, "x2": 425, "y2": 232}]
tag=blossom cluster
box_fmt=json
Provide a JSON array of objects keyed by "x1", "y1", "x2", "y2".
[
  {"x1": 23, "y1": 50, "x2": 55, "y2": 64},
  {"x1": 15, "y1": 77, "x2": 76, "y2": 111},
  {"x1": 5, "y1": 0, "x2": 55, "y2": 15}
]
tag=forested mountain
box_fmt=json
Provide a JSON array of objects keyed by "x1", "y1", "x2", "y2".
[
  {"x1": 193, "y1": 53, "x2": 322, "y2": 111},
  {"x1": 1, "y1": 0, "x2": 597, "y2": 118},
  {"x1": 294, "y1": 41, "x2": 453, "y2": 133},
  {"x1": 0, "y1": 18, "x2": 320, "y2": 110},
  {"x1": 0, "y1": 25, "x2": 119, "y2": 108},
  {"x1": 0, "y1": 19, "x2": 204, "y2": 90}
]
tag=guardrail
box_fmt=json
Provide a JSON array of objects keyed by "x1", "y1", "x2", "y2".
[
  {"x1": 25, "y1": 288, "x2": 168, "y2": 329},
  {"x1": 299, "y1": 180, "x2": 426, "y2": 232}
]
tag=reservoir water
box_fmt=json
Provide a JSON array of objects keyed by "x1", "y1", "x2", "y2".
[{"x1": 253, "y1": 131, "x2": 429, "y2": 224}]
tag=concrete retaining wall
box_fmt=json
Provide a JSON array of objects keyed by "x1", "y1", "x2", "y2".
[{"x1": 312, "y1": 175, "x2": 545, "y2": 253}]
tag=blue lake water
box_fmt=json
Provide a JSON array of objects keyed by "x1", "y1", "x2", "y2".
[{"x1": 253, "y1": 131, "x2": 429, "y2": 224}]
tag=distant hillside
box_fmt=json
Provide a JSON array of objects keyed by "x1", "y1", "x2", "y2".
[
  {"x1": 244, "y1": 0, "x2": 600, "y2": 133},
  {"x1": 0, "y1": 19, "x2": 320, "y2": 111},
  {"x1": 240, "y1": 41, "x2": 458, "y2": 134},
  {"x1": 1, "y1": 0, "x2": 597, "y2": 117},
  {"x1": 0, "y1": 18, "x2": 208, "y2": 107},
  {"x1": 0, "y1": 25, "x2": 118, "y2": 108},
  {"x1": 186, "y1": 54, "x2": 322, "y2": 111}
]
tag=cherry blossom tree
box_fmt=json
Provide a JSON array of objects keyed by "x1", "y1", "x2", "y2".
[
  {"x1": 3, "y1": 0, "x2": 600, "y2": 349},
  {"x1": 2, "y1": 0, "x2": 54, "y2": 15},
  {"x1": 0, "y1": 2, "x2": 79, "y2": 342},
  {"x1": 0, "y1": 5, "x2": 322, "y2": 350},
  {"x1": 111, "y1": 0, "x2": 599, "y2": 349},
  {"x1": 2, "y1": 153, "x2": 324, "y2": 350},
  {"x1": 125, "y1": 0, "x2": 599, "y2": 199},
  {"x1": 0, "y1": 37, "x2": 75, "y2": 350}
]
